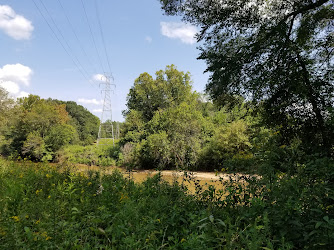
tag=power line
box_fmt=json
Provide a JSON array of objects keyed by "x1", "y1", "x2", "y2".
[
  {"x1": 31, "y1": 0, "x2": 91, "y2": 83},
  {"x1": 80, "y1": 0, "x2": 106, "y2": 74},
  {"x1": 37, "y1": 0, "x2": 93, "y2": 81},
  {"x1": 56, "y1": 0, "x2": 98, "y2": 76},
  {"x1": 94, "y1": 0, "x2": 113, "y2": 75}
]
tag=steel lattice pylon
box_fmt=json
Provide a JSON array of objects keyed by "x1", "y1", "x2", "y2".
[{"x1": 97, "y1": 74, "x2": 115, "y2": 146}]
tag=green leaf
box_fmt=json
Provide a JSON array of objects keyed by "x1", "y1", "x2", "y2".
[
  {"x1": 198, "y1": 223, "x2": 208, "y2": 230},
  {"x1": 98, "y1": 227, "x2": 106, "y2": 235},
  {"x1": 216, "y1": 219, "x2": 226, "y2": 227},
  {"x1": 323, "y1": 216, "x2": 329, "y2": 223},
  {"x1": 308, "y1": 230, "x2": 317, "y2": 237},
  {"x1": 315, "y1": 221, "x2": 322, "y2": 229},
  {"x1": 198, "y1": 217, "x2": 208, "y2": 224}
]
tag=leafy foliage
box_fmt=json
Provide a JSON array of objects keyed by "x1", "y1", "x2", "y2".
[
  {"x1": 0, "y1": 95, "x2": 100, "y2": 161},
  {"x1": 0, "y1": 87, "x2": 14, "y2": 152},
  {"x1": 122, "y1": 65, "x2": 263, "y2": 171},
  {"x1": 1, "y1": 158, "x2": 333, "y2": 248},
  {"x1": 126, "y1": 65, "x2": 193, "y2": 121},
  {"x1": 160, "y1": 0, "x2": 334, "y2": 154},
  {"x1": 47, "y1": 99, "x2": 100, "y2": 145},
  {"x1": 55, "y1": 144, "x2": 118, "y2": 167}
]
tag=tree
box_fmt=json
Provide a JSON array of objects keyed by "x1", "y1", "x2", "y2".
[
  {"x1": 125, "y1": 65, "x2": 193, "y2": 121},
  {"x1": 160, "y1": 0, "x2": 334, "y2": 154},
  {"x1": 122, "y1": 65, "x2": 206, "y2": 169},
  {"x1": 3, "y1": 95, "x2": 77, "y2": 160},
  {"x1": 145, "y1": 102, "x2": 205, "y2": 169},
  {"x1": 0, "y1": 87, "x2": 14, "y2": 117},
  {"x1": 47, "y1": 99, "x2": 100, "y2": 145},
  {"x1": 0, "y1": 87, "x2": 14, "y2": 153},
  {"x1": 121, "y1": 110, "x2": 146, "y2": 144},
  {"x1": 0, "y1": 87, "x2": 14, "y2": 130},
  {"x1": 22, "y1": 131, "x2": 50, "y2": 161},
  {"x1": 45, "y1": 124, "x2": 77, "y2": 152}
]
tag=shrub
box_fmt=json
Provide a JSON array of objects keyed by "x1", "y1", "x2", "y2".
[{"x1": 55, "y1": 144, "x2": 119, "y2": 167}]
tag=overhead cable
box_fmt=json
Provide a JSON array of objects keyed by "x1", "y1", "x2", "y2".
[
  {"x1": 31, "y1": 0, "x2": 91, "y2": 83},
  {"x1": 56, "y1": 0, "x2": 99, "y2": 76},
  {"x1": 80, "y1": 0, "x2": 106, "y2": 74},
  {"x1": 38, "y1": 0, "x2": 92, "y2": 80},
  {"x1": 94, "y1": 0, "x2": 113, "y2": 75}
]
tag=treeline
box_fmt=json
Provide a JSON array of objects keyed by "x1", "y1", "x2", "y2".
[
  {"x1": 118, "y1": 65, "x2": 270, "y2": 171},
  {"x1": 0, "y1": 90, "x2": 100, "y2": 161},
  {"x1": 1, "y1": 63, "x2": 333, "y2": 173},
  {"x1": 118, "y1": 64, "x2": 334, "y2": 173}
]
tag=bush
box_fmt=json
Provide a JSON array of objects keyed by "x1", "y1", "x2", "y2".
[
  {"x1": 0, "y1": 158, "x2": 333, "y2": 248},
  {"x1": 55, "y1": 144, "x2": 119, "y2": 167}
]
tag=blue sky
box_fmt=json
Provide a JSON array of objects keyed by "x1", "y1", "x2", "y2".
[{"x1": 0, "y1": 0, "x2": 208, "y2": 121}]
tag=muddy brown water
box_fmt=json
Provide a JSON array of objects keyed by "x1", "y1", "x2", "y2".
[{"x1": 72, "y1": 165, "x2": 253, "y2": 194}]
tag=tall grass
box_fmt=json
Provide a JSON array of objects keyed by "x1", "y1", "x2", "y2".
[{"x1": 0, "y1": 158, "x2": 333, "y2": 249}]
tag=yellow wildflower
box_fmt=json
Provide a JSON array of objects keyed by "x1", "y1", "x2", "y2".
[
  {"x1": 48, "y1": 195, "x2": 51, "y2": 199},
  {"x1": 11, "y1": 216, "x2": 20, "y2": 222},
  {"x1": 181, "y1": 238, "x2": 186, "y2": 243},
  {"x1": 46, "y1": 174, "x2": 51, "y2": 178},
  {"x1": 35, "y1": 189, "x2": 42, "y2": 195},
  {"x1": 35, "y1": 219, "x2": 40, "y2": 225},
  {"x1": 87, "y1": 182, "x2": 92, "y2": 186},
  {"x1": 119, "y1": 193, "x2": 129, "y2": 203},
  {"x1": 0, "y1": 229, "x2": 6, "y2": 236}
]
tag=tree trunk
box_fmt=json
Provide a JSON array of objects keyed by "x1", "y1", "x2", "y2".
[{"x1": 296, "y1": 53, "x2": 331, "y2": 155}]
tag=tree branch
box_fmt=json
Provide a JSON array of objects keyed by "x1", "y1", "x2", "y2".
[{"x1": 283, "y1": 0, "x2": 330, "y2": 22}]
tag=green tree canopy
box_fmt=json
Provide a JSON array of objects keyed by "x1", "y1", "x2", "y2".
[
  {"x1": 125, "y1": 64, "x2": 194, "y2": 121},
  {"x1": 0, "y1": 87, "x2": 14, "y2": 128},
  {"x1": 0, "y1": 87, "x2": 14, "y2": 152},
  {"x1": 160, "y1": 0, "x2": 334, "y2": 154},
  {"x1": 3, "y1": 95, "x2": 77, "y2": 160},
  {"x1": 47, "y1": 99, "x2": 100, "y2": 145},
  {"x1": 122, "y1": 65, "x2": 259, "y2": 170},
  {"x1": 121, "y1": 65, "x2": 205, "y2": 169}
]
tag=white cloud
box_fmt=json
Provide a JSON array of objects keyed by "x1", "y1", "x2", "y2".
[
  {"x1": 160, "y1": 22, "x2": 198, "y2": 44},
  {"x1": 93, "y1": 109, "x2": 102, "y2": 113},
  {"x1": 17, "y1": 91, "x2": 29, "y2": 98},
  {"x1": 0, "y1": 63, "x2": 33, "y2": 86},
  {"x1": 145, "y1": 36, "x2": 152, "y2": 43},
  {"x1": 78, "y1": 98, "x2": 103, "y2": 105},
  {"x1": 93, "y1": 74, "x2": 106, "y2": 82},
  {"x1": 0, "y1": 63, "x2": 33, "y2": 96},
  {"x1": 0, "y1": 81, "x2": 19, "y2": 94},
  {"x1": 0, "y1": 5, "x2": 34, "y2": 40}
]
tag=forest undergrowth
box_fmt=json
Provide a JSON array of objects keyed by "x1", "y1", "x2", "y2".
[{"x1": 1, "y1": 158, "x2": 333, "y2": 249}]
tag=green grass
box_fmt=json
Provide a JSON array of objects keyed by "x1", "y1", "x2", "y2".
[{"x1": 0, "y1": 158, "x2": 333, "y2": 249}]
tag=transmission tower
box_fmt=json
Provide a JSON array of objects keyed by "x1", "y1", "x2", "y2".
[{"x1": 97, "y1": 74, "x2": 115, "y2": 146}]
